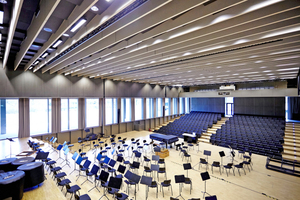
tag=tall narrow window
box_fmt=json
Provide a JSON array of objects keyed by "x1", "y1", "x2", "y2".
[
  {"x1": 165, "y1": 98, "x2": 170, "y2": 116},
  {"x1": 173, "y1": 98, "x2": 178, "y2": 115},
  {"x1": 121, "y1": 98, "x2": 131, "y2": 122},
  {"x1": 135, "y1": 98, "x2": 143, "y2": 120},
  {"x1": 86, "y1": 99, "x2": 99, "y2": 127},
  {"x1": 61, "y1": 98, "x2": 78, "y2": 131},
  {"x1": 156, "y1": 98, "x2": 162, "y2": 117},
  {"x1": 179, "y1": 98, "x2": 184, "y2": 114},
  {"x1": 146, "y1": 98, "x2": 154, "y2": 119},
  {"x1": 105, "y1": 98, "x2": 117, "y2": 125},
  {"x1": 30, "y1": 99, "x2": 51, "y2": 135},
  {"x1": 0, "y1": 99, "x2": 19, "y2": 139},
  {"x1": 185, "y1": 98, "x2": 190, "y2": 113}
]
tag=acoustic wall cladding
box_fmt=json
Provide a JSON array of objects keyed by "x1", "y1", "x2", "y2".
[
  {"x1": 234, "y1": 97, "x2": 285, "y2": 117},
  {"x1": 191, "y1": 98, "x2": 225, "y2": 113}
]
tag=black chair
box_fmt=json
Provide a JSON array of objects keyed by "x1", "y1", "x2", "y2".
[
  {"x1": 77, "y1": 160, "x2": 91, "y2": 181},
  {"x1": 234, "y1": 163, "x2": 246, "y2": 176},
  {"x1": 143, "y1": 156, "x2": 151, "y2": 166},
  {"x1": 211, "y1": 161, "x2": 221, "y2": 175},
  {"x1": 182, "y1": 151, "x2": 191, "y2": 162},
  {"x1": 81, "y1": 164, "x2": 99, "y2": 185},
  {"x1": 144, "y1": 166, "x2": 152, "y2": 176},
  {"x1": 56, "y1": 177, "x2": 71, "y2": 191},
  {"x1": 158, "y1": 158, "x2": 165, "y2": 167},
  {"x1": 223, "y1": 163, "x2": 234, "y2": 176},
  {"x1": 160, "y1": 180, "x2": 173, "y2": 197},
  {"x1": 170, "y1": 197, "x2": 180, "y2": 200},
  {"x1": 74, "y1": 194, "x2": 91, "y2": 200},
  {"x1": 184, "y1": 177, "x2": 192, "y2": 194},
  {"x1": 199, "y1": 158, "x2": 208, "y2": 170},
  {"x1": 243, "y1": 158, "x2": 253, "y2": 172},
  {"x1": 149, "y1": 181, "x2": 158, "y2": 198},
  {"x1": 157, "y1": 167, "x2": 167, "y2": 180},
  {"x1": 188, "y1": 198, "x2": 200, "y2": 200},
  {"x1": 65, "y1": 183, "x2": 81, "y2": 199}
]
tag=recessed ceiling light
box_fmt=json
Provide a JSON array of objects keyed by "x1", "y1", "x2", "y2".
[
  {"x1": 62, "y1": 33, "x2": 69, "y2": 37},
  {"x1": 276, "y1": 67, "x2": 299, "y2": 71},
  {"x1": 44, "y1": 27, "x2": 52, "y2": 32},
  {"x1": 70, "y1": 18, "x2": 87, "y2": 32},
  {"x1": 41, "y1": 52, "x2": 48, "y2": 58},
  {"x1": 0, "y1": 0, "x2": 7, "y2": 3},
  {"x1": 52, "y1": 39, "x2": 62, "y2": 48},
  {"x1": 106, "y1": 0, "x2": 112, "y2": 2},
  {"x1": 91, "y1": 6, "x2": 99, "y2": 11},
  {"x1": 34, "y1": 61, "x2": 39, "y2": 65},
  {"x1": 0, "y1": 11, "x2": 3, "y2": 24}
]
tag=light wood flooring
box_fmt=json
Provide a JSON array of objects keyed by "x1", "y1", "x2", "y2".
[{"x1": 1, "y1": 131, "x2": 300, "y2": 200}]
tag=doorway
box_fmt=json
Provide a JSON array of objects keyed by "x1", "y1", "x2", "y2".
[{"x1": 225, "y1": 97, "x2": 234, "y2": 117}]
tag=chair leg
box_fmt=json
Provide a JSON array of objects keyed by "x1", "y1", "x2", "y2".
[{"x1": 171, "y1": 185, "x2": 173, "y2": 195}]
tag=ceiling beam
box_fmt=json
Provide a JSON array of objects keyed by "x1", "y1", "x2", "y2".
[
  {"x1": 2, "y1": 0, "x2": 23, "y2": 69},
  {"x1": 14, "y1": 0, "x2": 61, "y2": 70},
  {"x1": 28, "y1": 0, "x2": 99, "y2": 71}
]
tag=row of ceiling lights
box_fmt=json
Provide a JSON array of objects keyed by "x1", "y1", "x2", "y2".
[{"x1": 29, "y1": 0, "x2": 113, "y2": 70}]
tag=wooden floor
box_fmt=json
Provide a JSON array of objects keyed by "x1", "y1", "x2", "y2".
[{"x1": 1, "y1": 131, "x2": 300, "y2": 200}]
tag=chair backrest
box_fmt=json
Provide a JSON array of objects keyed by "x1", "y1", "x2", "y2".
[
  {"x1": 159, "y1": 167, "x2": 165, "y2": 171},
  {"x1": 83, "y1": 160, "x2": 91, "y2": 168},
  {"x1": 72, "y1": 152, "x2": 78, "y2": 160},
  {"x1": 97, "y1": 153, "x2": 103, "y2": 161},
  {"x1": 144, "y1": 166, "x2": 150, "y2": 170},
  {"x1": 76, "y1": 156, "x2": 83, "y2": 165},
  {"x1": 91, "y1": 164, "x2": 100, "y2": 175},
  {"x1": 227, "y1": 163, "x2": 233, "y2": 167},
  {"x1": 170, "y1": 197, "x2": 179, "y2": 200},
  {"x1": 213, "y1": 161, "x2": 220, "y2": 166},
  {"x1": 163, "y1": 180, "x2": 171, "y2": 185}
]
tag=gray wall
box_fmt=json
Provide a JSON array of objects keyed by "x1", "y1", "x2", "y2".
[
  {"x1": 191, "y1": 98, "x2": 225, "y2": 113},
  {"x1": 105, "y1": 80, "x2": 183, "y2": 98},
  {"x1": 234, "y1": 97, "x2": 285, "y2": 117},
  {"x1": 0, "y1": 68, "x2": 103, "y2": 97}
]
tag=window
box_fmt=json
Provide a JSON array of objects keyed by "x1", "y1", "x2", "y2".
[
  {"x1": 86, "y1": 99, "x2": 99, "y2": 127},
  {"x1": 61, "y1": 98, "x2": 78, "y2": 131},
  {"x1": 121, "y1": 98, "x2": 131, "y2": 122},
  {"x1": 105, "y1": 98, "x2": 117, "y2": 125},
  {"x1": 30, "y1": 99, "x2": 51, "y2": 135},
  {"x1": 156, "y1": 98, "x2": 163, "y2": 117},
  {"x1": 0, "y1": 99, "x2": 19, "y2": 139},
  {"x1": 179, "y1": 98, "x2": 184, "y2": 114},
  {"x1": 185, "y1": 97, "x2": 190, "y2": 113},
  {"x1": 173, "y1": 98, "x2": 178, "y2": 115},
  {"x1": 165, "y1": 98, "x2": 170, "y2": 116},
  {"x1": 135, "y1": 98, "x2": 143, "y2": 120},
  {"x1": 146, "y1": 98, "x2": 154, "y2": 119}
]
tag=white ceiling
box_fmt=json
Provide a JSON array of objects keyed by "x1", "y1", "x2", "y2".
[{"x1": 10, "y1": 0, "x2": 300, "y2": 86}]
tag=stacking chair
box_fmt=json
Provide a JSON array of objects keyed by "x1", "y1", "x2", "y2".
[
  {"x1": 65, "y1": 183, "x2": 81, "y2": 199},
  {"x1": 170, "y1": 197, "x2": 179, "y2": 200},
  {"x1": 143, "y1": 166, "x2": 152, "y2": 176},
  {"x1": 199, "y1": 158, "x2": 208, "y2": 170},
  {"x1": 143, "y1": 156, "x2": 151, "y2": 166},
  {"x1": 78, "y1": 149, "x2": 87, "y2": 160},
  {"x1": 77, "y1": 159, "x2": 91, "y2": 181},
  {"x1": 149, "y1": 181, "x2": 158, "y2": 198},
  {"x1": 158, "y1": 158, "x2": 166, "y2": 167},
  {"x1": 205, "y1": 195, "x2": 217, "y2": 200},
  {"x1": 188, "y1": 198, "x2": 200, "y2": 200},
  {"x1": 223, "y1": 163, "x2": 234, "y2": 176},
  {"x1": 157, "y1": 167, "x2": 167, "y2": 181},
  {"x1": 184, "y1": 177, "x2": 192, "y2": 194},
  {"x1": 56, "y1": 177, "x2": 71, "y2": 191},
  {"x1": 211, "y1": 161, "x2": 221, "y2": 175},
  {"x1": 74, "y1": 194, "x2": 91, "y2": 200},
  {"x1": 81, "y1": 164, "x2": 99, "y2": 185},
  {"x1": 234, "y1": 163, "x2": 246, "y2": 176},
  {"x1": 160, "y1": 180, "x2": 173, "y2": 197},
  {"x1": 243, "y1": 158, "x2": 253, "y2": 172},
  {"x1": 182, "y1": 151, "x2": 192, "y2": 162}
]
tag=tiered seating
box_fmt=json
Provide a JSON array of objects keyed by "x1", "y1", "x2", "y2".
[
  {"x1": 210, "y1": 115, "x2": 285, "y2": 159},
  {"x1": 155, "y1": 112, "x2": 222, "y2": 138}
]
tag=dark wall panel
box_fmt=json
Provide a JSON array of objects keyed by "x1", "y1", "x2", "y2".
[
  {"x1": 191, "y1": 98, "x2": 225, "y2": 113},
  {"x1": 234, "y1": 97, "x2": 285, "y2": 117}
]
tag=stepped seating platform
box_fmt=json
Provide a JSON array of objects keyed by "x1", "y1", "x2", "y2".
[
  {"x1": 266, "y1": 157, "x2": 300, "y2": 177},
  {"x1": 154, "y1": 111, "x2": 222, "y2": 138},
  {"x1": 210, "y1": 115, "x2": 285, "y2": 159}
]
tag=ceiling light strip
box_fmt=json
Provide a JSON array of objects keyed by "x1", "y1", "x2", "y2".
[{"x1": 3, "y1": 0, "x2": 23, "y2": 69}]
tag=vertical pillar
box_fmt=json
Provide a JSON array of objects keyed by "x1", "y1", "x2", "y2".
[{"x1": 0, "y1": 99, "x2": 6, "y2": 135}]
